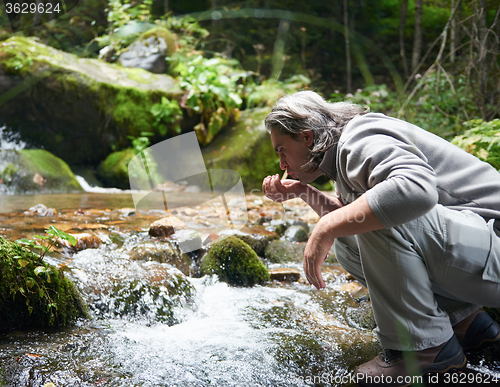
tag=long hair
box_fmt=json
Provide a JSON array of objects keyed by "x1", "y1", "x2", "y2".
[{"x1": 265, "y1": 90, "x2": 368, "y2": 172}]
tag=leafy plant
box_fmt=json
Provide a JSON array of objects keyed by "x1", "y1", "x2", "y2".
[
  {"x1": 451, "y1": 119, "x2": 500, "y2": 171},
  {"x1": 173, "y1": 55, "x2": 246, "y2": 144},
  {"x1": 399, "y1": 71, "x2": 477, "y2": 139},
  {"x1": 127, "y1": 131, "x2": 154, "y2": 154},
  {"x1": 4, "y1": 226, "x2": 78, "y2": 323},
  {"x1": 151, "y1": 97, "x2": 182, "y2": 136},
  {"x1": 107, "y1": 0, "x2": 153, "y2": 32}
]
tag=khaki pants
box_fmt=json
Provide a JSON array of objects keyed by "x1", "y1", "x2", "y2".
[{"x1": 334, "y1": 204, "x2": 500, "y2": 351}]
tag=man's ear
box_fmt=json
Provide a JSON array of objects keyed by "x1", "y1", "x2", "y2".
[{"x1": 302, "y1": 130, "x2": 314, "y2": 147}]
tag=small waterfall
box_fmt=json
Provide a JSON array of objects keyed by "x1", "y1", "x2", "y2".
[
  {"x1": 0, "y1": 125, "x2": 26, "y2": 150},
  {"x1": 0, "y1": 126, "x2": 26, "y2": 194}
]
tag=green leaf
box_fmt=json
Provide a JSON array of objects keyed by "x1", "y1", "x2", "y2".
[
  {"x1": 34, "y1": 266, "x2": 47, "y2": 275},
  {"x1": 47, "y1": 226, "x2": 77, "y2": 246},
  {"x1": 18, "y1": 259, "x2": 30, "y2": 268}
]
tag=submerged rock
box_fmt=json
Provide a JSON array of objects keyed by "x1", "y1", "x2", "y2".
[
  {"x1": 0, "y1": 237, "x2": 89, "y2": 330},
  {"x1": 269, "y1": 267, "x2": 301, "y2": 282},
  {"x1": 264, "y1": 239, "x2": 305, "y2": 263},
  {"x1": 283, "y1": 225, "x2": 309, "y2": 242},
  {"x1": 201, "y1": 236, "x2": 270, "y2": 286}
]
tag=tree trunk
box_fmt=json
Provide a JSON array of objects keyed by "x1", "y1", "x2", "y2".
[
  {"x1": 343, "y1": 0, "x2": 352, "y2": 93},
  {"x1": 411, "y1": 0, "x2": 423, "y2": 72},
  {"x1": 164, "y1": 0, "x2": 168, "y2": 15},
  {"x1": 450, "y1": 0, "x2": 456, "y2": 63},
  {"x1": 398, "y1": 0, "x2": 409, "y2": 78}
]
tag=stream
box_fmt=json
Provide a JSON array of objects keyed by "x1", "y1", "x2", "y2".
[{"x1": 1, "y1": 186, "x2": 500, "y2": 386}]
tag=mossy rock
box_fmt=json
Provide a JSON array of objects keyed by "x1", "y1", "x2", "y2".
[
  {"x1": 264, "y1": 239, "x2": 306, "y2": 264},
  {"x1": 233, "y1": 233, "x2": 278, "y2": 257},
  {"x1": 0, "y1": 36, "x2": 181, "y2": 166},
  {"x1": 264, "y1": 239, "x2": 336, "y2": 264},
  {"x1": 201, "y1": 107, "x2": 282, "y2": 191},
  {"x1": 201, "y1": 236, "x2": 270, "y2": 286},
  {"x1": 97, "y1": 148, "x2": 136, "y2": 189},
  {"x1": 128, "y1": 239, "x2": 193, "y2": 276},
  {"x1": 0, "y1": 237, "x2": 89, "y2": 330},
  {"x1": 93, "y1": 276, "x2": 193, "y2": 325},
  {"x1": 283, "y1": 225, "x2": 309, "y2": 242},
  {"x1": 0, "y1": 149, "x2": 82, "y2": 193}
]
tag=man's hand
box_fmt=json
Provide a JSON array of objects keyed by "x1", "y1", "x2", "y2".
[
  {"x1": 303, "y1": 216, "x2": 335, "y2": 289},
  {"x1": 262, "y1": 174, "x2": 306, "y2": 203},
  {"x1": 302, "y1": 194, "x2": 384, "y2": 290}
]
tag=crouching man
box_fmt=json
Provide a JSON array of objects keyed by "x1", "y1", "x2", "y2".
[{"x1": 262, "y1": 90, "x2": 500, "y2": 386}]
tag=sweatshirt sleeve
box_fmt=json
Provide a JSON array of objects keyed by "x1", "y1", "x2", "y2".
[{"x1": 339, "y1": 129, "x2": 439, "y2": 228}]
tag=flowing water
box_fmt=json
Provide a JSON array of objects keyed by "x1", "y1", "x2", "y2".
[
  {"x1": 0, "y1": 186, "x2": 383, "y2": 387},
  {"x1": 1, "y1": 123, "x2": 499, "y2": 385}
]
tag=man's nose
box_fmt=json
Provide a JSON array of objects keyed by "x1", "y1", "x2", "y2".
[{"x1": 279, "y1": 157, "x2": 288, "y2": 170}]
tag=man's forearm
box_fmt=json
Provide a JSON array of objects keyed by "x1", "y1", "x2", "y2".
[{"x1": 302, "y1": 185, "x2": 343, "y2": 217}]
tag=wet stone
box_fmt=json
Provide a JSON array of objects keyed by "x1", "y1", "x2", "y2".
[
  {"x1": 149, "y1": 216, "x2": 186, "y2": 237},
  {"x1": 269, "y1": 268, "x2": 301, "y2": 282},
  {"x1": 283, "y1": 225, "x2": 309, "y2": 242}
]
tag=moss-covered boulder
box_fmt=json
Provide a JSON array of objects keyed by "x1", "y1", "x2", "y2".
[
  {"x1": 233, "y1": 233, "x2": 278, "y2": 257},
  {"x1": 0, "y1": 149, "x2": 82, "y2": 193},
  {"x1": 0, "y1": 36, "x2": 181, "y2": 166},
  {"x1": 201, "y1": 107, "x2": 282, "y2": 191},
  {"x1": 0, "y1": 237, "x2": 89, "y2": 330},
  {"x1": 201, "y1": 236, "x2": 270, "y2": 286},
  {"x1": 264, "y1": 239, "x2": 337, "y2": 264},
  {"x1": 97, "y1": 148, "x2": 136, "y2": 189},
  {"x1": 93, "y1": 276, "x2": 193, "y2": 325}
]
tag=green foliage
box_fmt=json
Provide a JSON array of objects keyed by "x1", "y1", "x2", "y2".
[
  {"x1": 151, "y1": 97, "x2": 182, "y2": 136},
  {"x1": 329, "y1": 84, "x2": 399, "y2": 116},
  {"x1": 0, "y1": 228, "x2": 87, "y2": 329},
  {"x1": 246, "y1": 74, "x2": 311, "y2": 108},
  {"x1": 201, "y1": 236, "x2": 270, "y2": 287},
  {"x1": 127, "y1": 132, "x2": 153, "y2": 154},
  {"x1": 173, "y1": 55, "x2": 246, "y2": 144},
  {"x1": 107, "y1": 0, "x2": 153, "y2": 32},
  {"x1": 451, "y1": 119, "x2": 500, "y2": 171},
  {"x1": 402, "y1": 71, "x2": 477, "y2": 139}
]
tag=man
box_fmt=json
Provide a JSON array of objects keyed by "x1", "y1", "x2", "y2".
[{"x1": 262, "y1": 90, "x2": 500, "y2": 386}]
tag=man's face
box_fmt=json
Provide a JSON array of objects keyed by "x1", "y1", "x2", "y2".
[{"x1": 270, "y1": 128, "x2": 324, "y2": 185}]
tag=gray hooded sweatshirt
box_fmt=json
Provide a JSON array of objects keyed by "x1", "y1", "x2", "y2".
[{"x1": 318, "y1": 113, "x2": 500, "y2": 228}]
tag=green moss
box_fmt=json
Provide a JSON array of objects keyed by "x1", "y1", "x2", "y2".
[
  {"x1": 201, "y1": 236, "x2": 270, "y2": 287},
  {"x1": 18, "y1": 149, "x2": 82, "y2": 191},
  {"x1": 112, "y1": 88, "x2": 155, "y2": 135},
  {"x1": 97, "y1": 148, "x2": 136, "y2": 189},
  {"x1": 0, "y1": 36, "x2": 181, "y2": 166},
  {"x1": 0, "y1": 36, "x2": 50, "y2": 76},
  {"x1": 233, "y1": 234, "x2": 277, "y2": 257},
  {"x1": 0, "y1": 237, "x2": 89, "y2": 330},
  {"x1": 106, "y1": 275, "x2": 193, "y2": 325},
  {"x1": 0, "y1": 149, "x2": 82, "y2": 193},
  {"x1": 141, "y1": 27, "x2": 176, "y2": 56}
]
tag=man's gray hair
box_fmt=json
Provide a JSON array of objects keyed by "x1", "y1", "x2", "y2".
[{"x1": 265, "y1": 90, "x2": 368, "y2": 172}]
